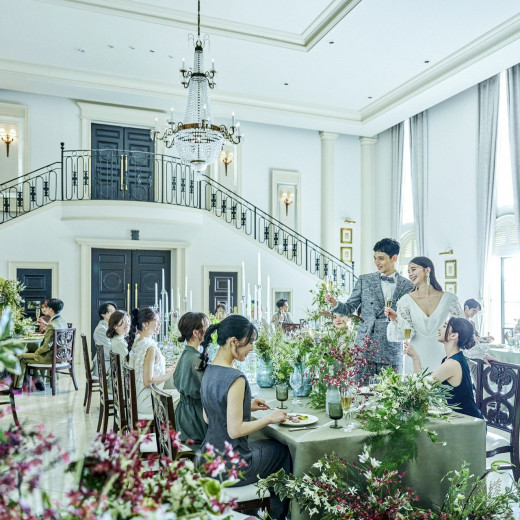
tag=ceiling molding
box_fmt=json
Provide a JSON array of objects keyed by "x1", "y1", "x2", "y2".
[
  {"x1": 361, "y1": 11, "x2": 520, "y2": 123},
  {"x1": 35, "y1": 0, "x2": 362, "y2": 51}
]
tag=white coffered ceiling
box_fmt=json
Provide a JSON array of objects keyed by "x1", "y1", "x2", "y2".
[{"x1": 1, "y1": 0, "x2": 520, "y2": 135}]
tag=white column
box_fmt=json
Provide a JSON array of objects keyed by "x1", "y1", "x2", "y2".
[
  {"x1": 359, "y1": 136, "x2": 378, "y2": 273},
  {"x1": 319, "y1": 131, "x2": 338, "y2": 253}
]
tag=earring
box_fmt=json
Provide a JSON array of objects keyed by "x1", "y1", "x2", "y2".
[{"x1": 427, "y1": 273, "x2": 431, "y2": 286}]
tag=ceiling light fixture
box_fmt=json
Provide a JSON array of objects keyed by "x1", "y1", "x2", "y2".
[{"x1": 152, "y1": 0, "x2": 241, "y2": 176}]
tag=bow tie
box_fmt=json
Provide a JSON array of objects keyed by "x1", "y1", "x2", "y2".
[{"x1": 380, "y1": 275, "x2": 395, "y2": 283}]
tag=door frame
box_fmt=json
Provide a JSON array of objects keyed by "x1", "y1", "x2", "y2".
[
  {"x1": 8, "y1": 261, "x2": 59, "y2": 297},
  {"x1": 76, "y1": 238, "x2": 189, "y2": 341},
  {"x1": 202, "y1": 265, "x2": 241, "y2": 316}
]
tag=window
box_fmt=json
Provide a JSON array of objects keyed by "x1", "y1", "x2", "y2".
[
  {"x1": 501, "y1": 256, "x2": 520, "y2": 341},
  {"x1": 398, "y1": 230, "x2": 417, "y2": 277}
]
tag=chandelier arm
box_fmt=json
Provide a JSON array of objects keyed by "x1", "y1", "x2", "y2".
[{"x1": 197, "y1": 0, "x2": 201, "y2": 37}]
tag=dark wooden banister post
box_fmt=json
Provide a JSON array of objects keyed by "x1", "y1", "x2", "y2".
[{"x1": 60, "y1": 142, "x2": 65, "y2": 201}]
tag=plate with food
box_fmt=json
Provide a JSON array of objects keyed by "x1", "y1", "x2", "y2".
[{"x1": 281, "y1": 413, "x2": 318, "y2": 427}]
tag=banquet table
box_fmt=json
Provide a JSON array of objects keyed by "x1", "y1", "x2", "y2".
[
  {"x1": 18, "y1": 334, "x2": 45, "y2": 353},
  {"x1": 488, "y1": 345, "x2": 520, "y2": 365},
  {"x1": 252, "y1": 387, "x2": 486, "y2": 518}
]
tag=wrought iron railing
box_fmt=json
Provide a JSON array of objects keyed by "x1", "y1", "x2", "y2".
[{"x1": 0, "y1": 144, "x2": 355, "y2": 289}]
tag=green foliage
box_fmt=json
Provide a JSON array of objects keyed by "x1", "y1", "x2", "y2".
[
  {"x1": 307, "y1": 279, "x2": 347, "y2": 322},
  {"x1": 0, "y1": 277, "x2": 33, "y2": 338},
  {"x1": 357, "y1": 367, "x2": 453, "y2": 469},
  {"x1": 0, "y1": 308, "x2": 23, "y2": 375},
  {"x1": 254, "y1": 327, "x2": 272, "y2": 362}
]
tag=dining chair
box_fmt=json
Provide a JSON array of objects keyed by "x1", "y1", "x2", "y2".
[
  {"x1": 109, "y1": 351, "x2": 127, "y2": 433},
  {"x1": 282, "y1": 323, "x2": 300, "y2": 334},
  {"x1": 96, "y1": 345, "x2": 114, "y2": 434},
  {"x1": 475, "y1": 359, "x2": 520, "y2": 481},
  {"x1": 27, "y1": 328, "x2": 78, "y2": 396},
  {"x1": 0, "y1": 373, "x2": 20, "y2": 426},
  {"x1": 150, "y1": 384, "x2": 194, "y2": 461},
  {"x1": 81, "y1": 334, "x2": 100, "y2": 414}
]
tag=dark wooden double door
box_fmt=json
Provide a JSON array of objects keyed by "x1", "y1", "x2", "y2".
[
  {"x1": 209, "y1": 271, "x2": 237, "y2": 314},
  {"x1": 91, "y1": 248, "x2": 170, "y2": 340},
  {"x1": 17, "y1": 269, "x2": 52, "y2": 320},
  {"x1": 91, "y1": 123, "x2": 154, "y2": 201}
]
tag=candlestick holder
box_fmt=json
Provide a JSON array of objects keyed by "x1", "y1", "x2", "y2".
[{"x1": 183, "y1": 297, "x2": 188, "y2": 313}]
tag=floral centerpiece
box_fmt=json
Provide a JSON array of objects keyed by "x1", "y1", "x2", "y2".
[
  {"x1": 257, "y1": 446, "x2": 520, "y2": 520},
  {"x1": 307, "y1": 279, "x2": 347, "y2": 323},
  {"x1": 0, "y1": 277, "x2": 32, "y2": 337},
  {"x1": 357, "y1": 367, "x2": 453, "y2": 468}
]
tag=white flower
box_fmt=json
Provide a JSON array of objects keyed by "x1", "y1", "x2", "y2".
[{"x1": 370, "y1": 457, "x2": 381, "y2": 468}]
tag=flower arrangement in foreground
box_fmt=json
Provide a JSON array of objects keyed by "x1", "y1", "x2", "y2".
[
  {"x1": 357, "y1": 367, "x2": 453, "y2": 468},
  {"x1": 0, "y1": 412, "x2": 244, "y2": 520},
  {"x1": 257, "y1": 446, "x2": 520, "y2": 520}
]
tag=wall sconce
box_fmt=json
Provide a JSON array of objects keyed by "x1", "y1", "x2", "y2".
[
  {"x1": 439, "y1": 248, "x2": 454, "y2": 255},
  {"x1": 219, "y1": 150, "x2": 233, "y2": 175},
  {"x1": 0, "y1": 128, "x2": 16, "y2": 157},
  {"x1": 280, "y1": 191, "x2": 294, "y2": 216}
]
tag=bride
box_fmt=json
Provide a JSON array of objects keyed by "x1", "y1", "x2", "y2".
[{"x1": 385, "y1": 256, "x2": 470, "y2": 374}]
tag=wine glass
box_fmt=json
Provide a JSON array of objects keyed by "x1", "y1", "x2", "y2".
[
  {"x1": 341, "y1": 388, "x2": 356, "y2": 432},
  {"x1": 289, "y1": 368, "x2": 302, "y2": 405},
  {"x1": 385, "y1": 299, "x2": 393, "y2": 321},
  {"x1": 275, "y1": 383, "x2": 289, "y2": 409},
  {"x1": 326, "y1": 387, "x2": 343, "y2": 429}
]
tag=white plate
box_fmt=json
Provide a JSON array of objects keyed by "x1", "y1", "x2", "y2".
[{"x1": 280, "y1": 413, "x2": 318, "y2": 427}]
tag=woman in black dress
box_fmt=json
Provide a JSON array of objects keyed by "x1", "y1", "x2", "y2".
[
  {"x1": 405, "y1": 316, "x2": 483, "y2": 419},
  {"x1": 199, "y1": 315, "x2": 291, "y2": 519}
]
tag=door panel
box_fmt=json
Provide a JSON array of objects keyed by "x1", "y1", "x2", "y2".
[
  {"x1": 16, "y1": 268, "x2": 52, "y2": 320},
  {"x1": 131, "y1": 250, "x2": 171, "y2": 309},
  {"x1": 91, "y1": 124, "x2": 124, "y2": 201},
  {"x1": 125, "y1": 127, "x2": 154, "y2": 202},
  {"x1": 209, "y1": 272, "x2": 237, "y2": 314}
]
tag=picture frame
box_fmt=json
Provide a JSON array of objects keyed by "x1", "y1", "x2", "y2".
[
  {"x1": 445, "y1": 281, "x2": 457, "y2": 294},
  {"x1": 340, "y1": 246, "x2": 353, "y2": 263},
  {"x1": 445, "y1": 260, "x2": 457, "y2": 279},
  {"x1": 340, "y1": 228, "x2": 353, "y2": 244}
]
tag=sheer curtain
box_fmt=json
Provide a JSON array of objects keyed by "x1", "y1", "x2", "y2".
[
  {"x1": 507, "y1": 64, "x2": 520, "y2": 245},
  {"x1": 410, "y1": 112, "x2": 428, "y2": 255},
  {"x1": 390, "y1": 122, "x2": 404, "y2": 239},
  {"x1": 476, "y1": 75, "x2": 500, "y2": 301}
]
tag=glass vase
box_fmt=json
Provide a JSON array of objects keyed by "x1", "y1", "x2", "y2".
[
  {"x1": 292, "y1": 364, "x2": 312, "y2": 397},
  {"x1": 256, "y1": 358, "x2": 275, "y2": 388}
]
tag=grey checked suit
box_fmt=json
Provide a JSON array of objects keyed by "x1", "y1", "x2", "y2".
[{"x1": 332, "y1": 272, "x2": 415, "y2": 375}]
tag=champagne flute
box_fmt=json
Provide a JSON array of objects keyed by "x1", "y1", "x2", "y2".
[
  {"x1": 341, "y1": 388, "x2": 356, "y2": 432},
  {"x1": 275, "y1": 383, "x2": 289, "y2": 410},
  {"x1": 289, "y1": 368, "x2": 302, "y2": 405},
  {"x1": 385, "y1": 299, "x2": 393, "y2": 321},
  {"x1": 404, "y1": 328, "x2": 412, "y2": 341}
]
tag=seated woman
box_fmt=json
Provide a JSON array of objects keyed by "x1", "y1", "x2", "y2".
[
  {"x1": 214, "y1": 303, "x2": 227, "y2": 321},
  {"x1": 173, "y1": 312, "x2": 210, "y2": 449},
  {"x1": 128, "y1": 307, "x2": 179, "y2": 415},
  {"x1": 199, "y1": 315, "x2": 291, "y2": 520},
  {"x1": 107, "y1": 310, "x2": 131, "y2": 361},
  {"x1": 405, "y1": 317, "x2": 483, "y2": 419}
]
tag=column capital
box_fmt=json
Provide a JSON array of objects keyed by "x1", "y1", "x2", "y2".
[
  {"x1": 319, "y1": 131, "x2": 338, "y2": 142},
  {"x1": 359, "y1": 136, "x2": 378, "y2": 147}
]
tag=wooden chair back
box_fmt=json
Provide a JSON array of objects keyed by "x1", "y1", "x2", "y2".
[
  {"x1": 53, "y1": 328, "x2": 76, "y2": 368},
  {"x1": 150, "y1": 383, "x2": 178, "y2": 459},
  {"x1": 123, "y1": 362, "x2": 138, "y2": 431},
  {"x1": 96, "y1": 345, "x2": 110, "y2": 403},
  {"x1": 282, "y1": 323, "x2": 300, "y2": 334},
  {"x1": 81, "y1": 334, "x2": 93, "y2": 381},
  {"x1": 475, "y1": 359, "x2": 520, "y2": 480},
  {"x1": 109, "y1": 351, "x2": 127, "y2": 433}
]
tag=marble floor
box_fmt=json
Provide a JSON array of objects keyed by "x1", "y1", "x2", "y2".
[{"x1": 1, "y1": 369, "x2": 519, "y2": 518}]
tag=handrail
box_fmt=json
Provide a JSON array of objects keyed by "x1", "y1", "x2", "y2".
[{"x1": 0, "y1": 145, "x2": 355, "y2": 288}]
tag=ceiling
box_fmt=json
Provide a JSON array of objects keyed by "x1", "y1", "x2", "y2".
[{"x1": 1, "y1": 0, "x2": 520, "y2": 136}]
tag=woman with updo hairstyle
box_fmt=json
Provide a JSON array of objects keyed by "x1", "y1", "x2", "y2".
[
  {"x1": 128, "y1": 307, "x2": 179, "y2": 415},
  {"x1": 172, "y1": 312, "x2": 210, "y2": 448},
  {"x1": 199, "y1": 315, "x2": 292, "y2": 519},
  {"x1": 405, "y1": 317, "x2": 483, "y2": 419}
]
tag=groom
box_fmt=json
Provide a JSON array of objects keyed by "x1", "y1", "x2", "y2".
[{"x1": 326, "y1": 238, "x2": 414, "y2": 377}]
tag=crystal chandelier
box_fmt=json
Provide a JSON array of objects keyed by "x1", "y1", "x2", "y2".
[{"x1": 152, "y1": 0, "x2": 242, "y2": 174}]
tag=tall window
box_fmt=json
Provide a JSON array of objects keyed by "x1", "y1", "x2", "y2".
[
  {"x1": 399, "y1": 119, "x2": 416, "y2": 276},
  {"x1": 492, "y1": 71, "x2": 519, "y2": 341}
]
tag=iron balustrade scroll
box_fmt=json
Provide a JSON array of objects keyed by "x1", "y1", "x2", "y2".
[{"x1": 0, "y1": 145, "x2": 355, "y2": 288}]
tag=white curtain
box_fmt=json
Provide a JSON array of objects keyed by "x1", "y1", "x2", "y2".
[
  {"x1": 507, "y1": 64, "x2": 520, "y2": 245},
  {"x1": 390, "y1": 122, "x2": 404, "y2": 239},
  {"x1": 410, "y1": 112, "x2": 428, "y2": 255},
  {"x1": 476, "y1": 75, "x2": 500, "y2": 301}
]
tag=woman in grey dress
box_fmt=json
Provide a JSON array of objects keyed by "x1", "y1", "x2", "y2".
[
  {"x1": 199, "y1": 315, "x2": 291, "y2": 520},
  {"x1": 173, "y1": 312, "x2": 210, "y2": 448}
]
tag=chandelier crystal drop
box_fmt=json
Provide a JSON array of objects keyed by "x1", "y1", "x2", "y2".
[{"x1": 152, "y1": 0, "x2": 242, "y2": 175}]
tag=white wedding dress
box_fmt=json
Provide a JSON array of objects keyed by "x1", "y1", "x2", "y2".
[{"x1": 387, "y1": 292, "x2": 466, "y2": 374}]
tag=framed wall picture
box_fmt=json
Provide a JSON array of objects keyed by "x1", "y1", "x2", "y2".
[
  {"x1": 445, "y1": 281, "x2": 457, "y2": 294},
  {"x1": 340, "y1": 228, "x2": 353, "y2": 244},
  {"x1": 445, "y1": 260, "x2": 457, "y2": 279},
  {"x1": 340, "y1": 246, "x2": 353, "y2": 263}
]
